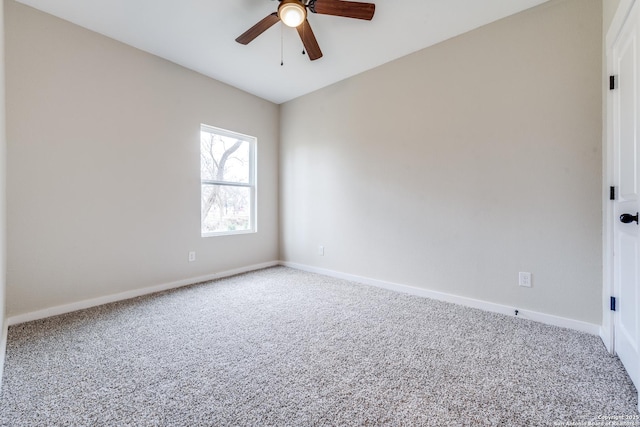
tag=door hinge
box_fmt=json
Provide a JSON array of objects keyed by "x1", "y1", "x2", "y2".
[
  {"x1": 610, "y1": 186, "x2": 616, "y2": 200},
  {"x1": 610, "y1": 75, "x2": 617, "y2": 90},
  {"x1": 610, "y1": 296, "x2": 617, "y2": 311}
]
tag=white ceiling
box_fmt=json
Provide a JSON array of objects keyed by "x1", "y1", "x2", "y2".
[{"x1": 15, "y1": 0, "x2": 550, "y2": 104}]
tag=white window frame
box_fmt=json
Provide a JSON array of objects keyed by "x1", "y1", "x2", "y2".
[{"x1": 200, "y1": 124, "x2": 257, "y2": 237}]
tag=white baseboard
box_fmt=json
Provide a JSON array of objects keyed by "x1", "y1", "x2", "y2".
[
  {"x1": 7, "y1": 261, "x2": 279, "y2": 326},
  {"x1": 281, "y1": 261, "x2": 601, "y2": 336},
  {"x1": 5, "y1": 259, "x2": 601, "y2": 336}
]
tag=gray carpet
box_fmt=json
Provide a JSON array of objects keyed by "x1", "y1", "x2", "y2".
[{"x1": 0, "y1": 266, "x2": 637, "y2": 426}]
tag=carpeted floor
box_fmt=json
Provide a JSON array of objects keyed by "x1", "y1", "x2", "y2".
[{"x1": 0, "y1": 266, "x2": 637, "y2": 426}]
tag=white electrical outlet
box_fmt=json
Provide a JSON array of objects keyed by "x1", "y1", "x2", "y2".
[
  {"x1": 519, "y1": 272, "x2": 532, "y2": 287},
  {"x1": 318, "y1": 245, "x2": 324, "y2": 256},
  {"x1": 188, "y1": 251, "x2": 196, "y2": 262}
]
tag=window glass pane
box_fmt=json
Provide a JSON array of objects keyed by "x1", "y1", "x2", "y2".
[
  {"x1": 201, "y1": 184, "x2": 251, "y2": 233},
  {"x1": 200, "y1": 131, "x2": 250, "y2": 184}
]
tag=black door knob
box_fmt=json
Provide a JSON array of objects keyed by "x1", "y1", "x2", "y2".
[{"x1": 620, "y1": 212, "x2": 639, "y2": 224}]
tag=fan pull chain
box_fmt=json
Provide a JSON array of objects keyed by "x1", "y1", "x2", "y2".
[
  {"x1": 302, "y1": 23, "x2": 306, "y2": 56},
  {"x1": 281, "y1": 22, "x2": 284, "y2": 66}
]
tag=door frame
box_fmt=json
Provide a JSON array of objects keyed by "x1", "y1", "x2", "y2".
[{"x1": 603, "y1": 0, "x2": 635, "y2": 354}]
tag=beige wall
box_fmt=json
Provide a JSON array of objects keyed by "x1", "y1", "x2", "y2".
[
  {"x1": 280, "y1": 0, "x2": 603, "y2": 324},
  {"x1": 5, "y1": 1, "x2": 279, "y2": 316},
  {"x1": 0, "y1": 0, "x2": 5, "y2": 329}
]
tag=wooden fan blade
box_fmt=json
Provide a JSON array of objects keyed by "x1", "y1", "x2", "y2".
[
  {"x1": 296, "y1": 19, "x2": 323, "y2": 60},
  {"x1": 236, "y1": 12, "x2": 280, "y2": 45},
  {"x1": 309, "y1": 0, "x2": 375, "y2": 20}
]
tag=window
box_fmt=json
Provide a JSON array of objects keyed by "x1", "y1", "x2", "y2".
[{"x1": 200, "y1": 125, "x2": 256, "y2": 236}]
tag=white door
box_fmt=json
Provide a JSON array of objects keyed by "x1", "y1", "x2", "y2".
[{"x1": 612, "y1": 0, "x2": 640, "y2": 396}]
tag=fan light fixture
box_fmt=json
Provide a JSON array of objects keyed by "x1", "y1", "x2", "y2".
[
  {"x1": 235, "y1": 0, "x2": 376, "y2": 62},
  {"x1": 278, "y1": 0, "x2": 307, "y2": 28}
]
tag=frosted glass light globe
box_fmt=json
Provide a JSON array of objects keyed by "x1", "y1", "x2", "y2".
[{"x1": 279, "y1": 2, "x2": 306, "y2": 27}]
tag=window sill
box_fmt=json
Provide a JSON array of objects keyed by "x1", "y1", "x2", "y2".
[{"x1": 201, "y1": 229, "x2": 256, "y2": 238}]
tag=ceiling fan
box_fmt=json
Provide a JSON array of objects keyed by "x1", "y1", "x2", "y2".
[{"x1": 235, "y1": 0, "x2": 376, "y2": 61}]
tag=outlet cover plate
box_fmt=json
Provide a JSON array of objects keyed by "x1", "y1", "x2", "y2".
[{"x1": 519, "y1": 272, "x2": 532, "y2": 287}]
